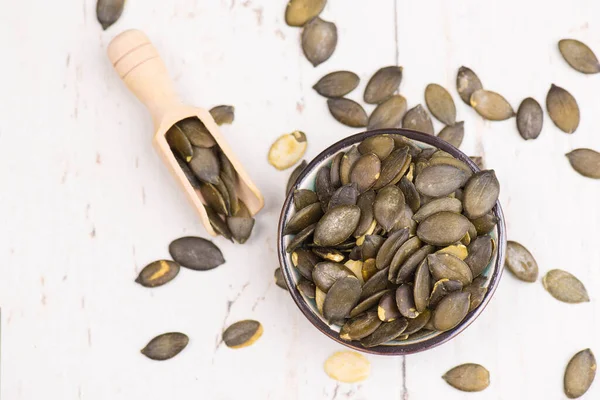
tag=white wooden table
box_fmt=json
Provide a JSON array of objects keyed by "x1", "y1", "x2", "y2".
[{"x1": 1, "y1": 0, "x2": 599, "y2": 398}]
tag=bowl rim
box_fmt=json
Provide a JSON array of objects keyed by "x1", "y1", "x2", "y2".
[{"x1": 277, "y1": 128, "x2": 506, "y2": 356}]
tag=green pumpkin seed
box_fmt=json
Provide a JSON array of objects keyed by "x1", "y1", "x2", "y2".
[
  {"x1": 328, "y1": 97, "x2": 369, "y2": 128},
  {"x1": 220, "y1": 172, "x2": 238, "y2": 215},
  {"x1": 516, "y1": 98, "x2": 543, "y2": 140},
  {"x1": 399, "y1": 177, "x2": 420, "y2": 213},
  {"x1": 283, "y1": 202, "x2": 323, "y2": 235},
  {"x1": 315, "y1": 166, "x2": 335, "y2": 210},
  {"x1": 505, "y1": 241, "x2": 538, "y2": 282},
  {"x1": 470, "y1": 212, "x2": 498, "y2": 235},
  {"x1": 292, "y1": 248, "x2": 320, "y2": 280},
  {"x1": 360, "y1": 267, "x2": 391, "y2": 300},
  {"x1": 286, "y1": 224, "x2": 316, "y2": 253},
  {"x1": 301, "y1": 17, "x2": 337, "y2": 66},
  {"x1": 314, "y1": 205, "x2": 361, "y2": 247},
  {"x1": 403, "y1": 309, "x2": 431, "y2": 336},
  {"x1": 97, "y1": 0, "x2": 124, "y2": 30},
  {"x1": 353, "y1": 190, "x2": 376, "y2": 238},
  {"x1": 360, "y1": 318, "x2": 408, "y2": 347},
  {"x1": 313, "y1": 71, "x2": 360, "y2": 98},
  {"x1": 542, "y1": 269, "x2": 589, "y2": 303},
  {"x1": 429, "y1": 279, "x2": 463, "y2": 308},
  {"x1": 566, "y1": 148, "x2": 600, "y2": 179},
  {"x1": 349, "y1": 153, "x2": 381, "y2": 192},
  {"x1": 141, "y1": 332, "x2": 189, "y2": 361},
  {"x1": 223, "y1": 320, "x2": 263, "y2": 349},
  {"x1": 206, "y1": 208, "x2": 233, "y2": 241},
  {"x1": 547, "y1": 84, "x2": 580, "y2": 133},
  {"x1": 428, "y1": 253, "x2": 473, "y2": 286},
  {"x1": 350, "y1": 289, "x2": 389, "y2": 318},
  {"x1": 285, "y1": 0, "x2": 326, "y2": 27},
  {"x1": 340, "y1": 310, "x2": 382, "y2": 341},
  {"x1": 176, "y1": 156, "x2": 201, "y2": 189},
  {"x1": 361, "y1": 258, "x2": 378, "y2": 281},
  {"x1": 559, "y1": 39, "x2": 600, "y2": 74},
  {"x1": 377, "y1": 291, "x2": 402, "y2": 322},
  {"x1": 465, "y1": 236, "x2": 494, "y2": 278},
  {"x1": 364, "y1": 66, "x2": 403, "y2": 104},
  {"x1": 432, "y1": 291, "x2": 471, "y2": 331},
  {"x1": 189, "y1": 147, "x2": 220, "y2": 185},
  {"x1": 218, "y1": 151, "x2": 237, "y2": 181},
  {"x1": 403, "y1": 104, "x2": 434, "y2": 135},
  {"x1": 368, "y1": 95, "x2": 408, "y2": 130},
  {"x1": 287, "y1": 161, "x2": 308, "y2": 194},
  {"x1": 443, "y1": 363, "x2": 490, "y2": 392},
  {"x1": 135, "y1": 260, "x2": 180, "y2": 288},
  {"x1": 227, "y1": 216, "x2": 255, "y2": 244},
  {"x1": 268, "y1": 131, "x2": 308, "y2": 171},
  {"x1": 312, "y1": 247, "x2": 345, "y2": 262},
  {"x1": 470, "y1": 89, "x2": 515, "y2": 121},
  {"x1": 463, "y1": 276, "x2": 487, "y2": 312},
  {"x1": 328, "y1": 183, "x2": 359, "y2": 210},
  {"x1": 438, "y1": 122, "x2": 465, "y2": 148},
  {"x1": 388, "y1": 236, "x2": 422, "y2": 281},
  {"x1": 211, "y1": 178, "x2": 231, "y2": 216},
  {"x1": 362, "y1": 235, "x2": 384, "y2": 260},
  {"x1": 372, "y1": 147, "x2": 411, "y2": 190},
  {"x1": 456, "y1": 66, "x2": 483, "y2": 105},
  {"x1": 358, "y1": 135, "x2": 395, "y2": 160},
  {"x1": 393, "y1": 205, "x2": 416, "y2": 235},
  {"x1": 329, "y1": 152, "x2": 344, "y2": 189},
  {"x1": 373, "y1": 186, "x2": 405, "y2": 232},
  {"x1": 428, "y1": 156, "x2": 472, "y2": 177},
  {"x1": 415, "y1": 164, "x2": 469, "y2": 197},
  {"x1": 209, "y1": 105, "x2": 235, "y2": 125},
  {"x1": 274, "y1": 267, "x2": 287, "y2": 290},
  {"x1": 312, "y1": 261, "x2": 354, "y2": 292},
  {"x1": 293, "y1": 189, "x2": 318, "y2": 211},
  {"x1": 564, "y1": 349, "x2": 597, "y2": 398},
  {"x1": 177, "y1": 118, "x2": 217, "y2": 148},
  {"x1": 396, "y1": 284, "x2": 419, "y2": 318},
  {"x1": 169, "y1": 236, "x2": 225, "y2": 271},
  {"x1": 297, "y1": 278, "x2": 316, "y2": 298},
  {"x1": 323, "y1": 276, "x2": 362, "y2": 321},
  {"x1": 390, "y1": 135, "x2": 422, "y2": 158},
  {"x1": 340, "y1": 146, "x2": 361, "y2": 185},
  {"x1": 462, "y1": 170, "x2": 500, "y2": 219},
  {"x1": 166, "y1": 125, "x2": 194, "y2": 162},
  {"x1": 412, "y1": 197, "x2": 463, "y2": 223},
  {"x1": 413, "y1": 259, "x2": 431, "y2": 312},
  {"x1": 375, "y1": 229, "x2": 409, "y2": 270},
  {"x1": 425, "y1": 84, "x2": 457, "y2": 126},
  {"x1": 396, "y1": 245, "x2": 435, "y2": 284}
]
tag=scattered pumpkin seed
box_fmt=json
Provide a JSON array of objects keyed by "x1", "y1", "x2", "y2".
[
  {"x1": 442, "y1": 363, "x2": 490, "y2": 392},
  {"x1": 285, "y1": 0, "x2": 326, "y2": 27},
  {"x1": 328, "y1": 98, "x2": 368, "y2": 128},
  {"x1": 268, "y1": 131, "x2": 307, "y2": 171},
  {"x1": 425, "y1": 84, "x2": 457, "y2": 126},
  {"x1": 432, "y1": 291, "x2": 470, "y2": 331},
  {"x1": 505, "y1": 241, "x2": 538, "y2": 282},
  {"x1": 368, "y1": 95, "x2": 408, "y2": 130},
  {"x1": 542, "y1": 269, "x2": 590, "y2": 303},
  {"x1": 364, "y1": 66, "x2": 403, "y2": 104},
  {"x1": 96, "y1": 0, "x2": 124, "y2": 30},
  {"x1": 564, "y1": 349, "x2": 597, "y2": 398},
  {"x1": 516, "y1": 98, "x2": 543, "y2": 140},
  {"x1": 209, "y1": 105, "x2": 235, "y2": 125},
  {"x1": 141, "y1": 332, "x2": 189, "y2": 361},
  {"x1": 169, "y1": 236, "x2": 225, "y2": 271},
  {"x1": 274, "y1": 267, "x2": 287, "y2": 289},
  {"x1": 403, "y1": 104, "x2": 434, "y2": 135},
  {"x1": 559, "y1": 39, "x2": 600, "y2": 74},
  {"x1": 324, "y1": 351, "x2": 371, "y2": 383},
  {"x1": 135, "y1": 260, "x2": 180, "y2": 288},
  {"x1": 227, "y1": 216, "x2": 255, "y2": 244},
  {"x1": 470, "y1": 89, "x2": 514, "y2": 121},
  {"x1": 313, "y1": 71, "x2": 360, "y2": 98},
  {"x1": 302, "y1": 17, "x2": 337, "y2": 67},
  {"x1": 287, "y1": 161, "x2": 308, "y2": 194},
  {"x1": 223, "y1": 320, "x2": 263, "y2": 349},
  {"x1": 437, "y1": 122, "x2": 465, "y2": 149},
  {"x1": 456, "y1": 66, "x2": 483, "y2": 105},
  {"x1": 566, "y1": 148, "x2": 600, "y2": 179},
  {"x1": 546, "y1": 84, "x2": 580, "y2": 133}
]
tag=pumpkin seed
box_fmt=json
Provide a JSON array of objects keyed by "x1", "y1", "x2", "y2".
[
  {"x1": 169, "y1": 236, "x2": 225, "y2": 271},
  {"x1": 463, "y1": 276, "x2": 487, "y2": 312},
  {"x1": 399, "y1": 177, "x2": 421, "y2": 213},
  {"x1": 429, "y1": 157, "x2": 472, "y2": 177},
  {"x1": 350, "y1": 289, "x2": 389, "y2": 318},
  {"x1": 268, "y1": 131, "x2": 307, "y2": 170},
  {"x1": 274, "y1": 267, "x2": 287, "y2": 290},
  {"x1": 293, "y1": 189, "x2": 318, "y2": 211},
  {"x1": 220, "y1": 172, "x2": 238, "y2": 215},
  {"x1": 312, "y1": 262, "x2": 354, "y2": 292},
  {"x1": 135, "y1": 260, "x2": 180, "y2": 288},
  {"x1": 227, "y1": 216, "x2": 255, "y2": 244},
  {"x1": 97, "y1": 0, "x2": 124, "y2": 30},
  {"x1": 177, "y1": 118, "x2": 217, "y2": 148},
  {"x1": 323, "y1": 276, "x2": 362, "y2": 321},
  {"x1": 166, "y1": 125, "x2": 194, "y2": 162},
  {"x1": 287, "y1": 161, "x2": 308, "y2": 194},
  {"x1": 350, "y1": 153, "x2": 381, "y2": 192},
  {"x1": 394, "y1": 205, "x2": 417, "y2": 235},
  {"x1": 437, "y1": 244, "x2": 468, "y2": 260},
  {"x1": 176, "y1": 156, "x2": 201, "y2": 189},
  {"x1": 360, "y1": 267, "x2": 391, "y2": 300},
  {"x1": 388, "y1": 236, "x2": 422, "y2": 281},
  {"x1": 315, "y1": 166, "x2": 335, "y2": 210},
  {"x1": 313, "y1": 205, "x2": 361, "y2": 247},
  {"x1": 358, "y1": 135, "x2": 395, "y2": 160},
  {"x1": 218, "y1": 151, "x2": 237, "y2": 182},
  {"x1": 210, "y1": 179, "x2": 231, "y2": 216},
  {"x1": 316, "y1": 287, "x2": 326, "y2": 313},
  {"x1": 373, "y1": 186, "x2": 405, "y2": 232},
  {"x1": 283, "y1": 202, "x2": 323, "y2": 235},
  {"x1": 324, "y1": 351, "x2": 371, "y2": 383},
  {"x1": 505, "y1": 241, "x2": 538, "y2": 282},
  {"x1": 362, "y1": 235, "x2": 384, "y2": 260},
  {"x1": 372, "y1": 147, "x2": 411, "y2": 190},
  {"x1": 297, "y1": 278, "x2": 316, "y2": 298},
  {"x1": 403, "y1": 309, "x2": 432, "y2": 336},
  {"x1": 470, "y1": 89, "x2": 515, "y2": 121},
  {"x1": 285, "y1": 0, "x2": 326, "y2": 27},
  {"x1": 412, "y1": 197, "x2": 462, "y2": 223},
  {"x1": 465, "y1": 236, "x2": 493, "y2": 278},
  {"x1": 378, "y1": 291, "x2": 402, "y2": 322},
  {"x1": 375, "y1": 229, "x2": 409, "y2": 270},
  {"x1": 313, "y1": 71, "x2": 360, "y2": 98},
  {"x1": 329, "y1": 153, "x2": 343, "y2": 189},
  {"x1": 470, "y1": 212, "x2": 498, "y2": 235},
  {"x1": 413, "y1": 259, "x2": 431, "y2": 313},
  {"x1": 302, "y1": 17, "x2": 337, "y2": 66},
  {"x1": 360, "y1": 318, "x2": 408, "y2": 347},
  {"x1": 542, "y1": 269, "x2": 589, "y2": 303},
  {"x1": 428, "y1": 253, "x2": 473, "y2": 286},
  {"x1": 425, "y1": 84, "x2": 457, "y2": 126},
  {"x1": 559, "y1": 39, "x2": 600, "y2": 74},
  {"x1": 437, "y1": 122, "x2": 465, "y2": 148},
  {"x1": 462, "y1": 170, "x2": 500, "y2": 219},
  {"x1": 328, "y1": 98, "x2": 368, "y2": 128},
  {"x1": 223, "y1": 320, "x2": 263, "y2": 349},
  {"x1": 368, "y1": 95, "x2": 408, "y2": 130},
  {"x1": 361, "y1": 258, "x2": 378, "y2": 281},
  {"x1": 353, "y1": 190, "x2": 376, "y2": 238},
  {"x1": 364, "y1": 66, "x2": 403, "y2": 104},
  {"x1": 432, "y1": 291, "x2": 471, "y2": 331},
  {"x1": 209, "y1": 105, "x2": 235, "y2": 125},
  {"x1": 547, "y1": 84, "x2": 580, "y2": 133},
  {"x1": 206, "y1": 208, "x2": 233, "y2": 241},
  {"x1": 141, "y1": 332, "x2": 189, "y2": 361},
  {"x1": 516, "y1": 98, "x2": 543, "y2": 140},
  {"x1": 328, "y1": 183, "x2": 359, "y2": 210},
  {"x1": 403, "y1": 104, "x2": 434, "y2": 135},
  {"x1": 415, "y1": 164, "x2": 469, "y2": 197},
  {"x1": 442, "y1": 363, "x2": 490, "y2": 392},
  {"x1": 292, "y1": 248, "x2": 320, "y2": 280},
  {"x1": 566, "y1": 148, "x2": 600, "y2": 179},
  {"x1": 340, "y1": 146, "x2": 361, "y2": 185},
  {"x1": 189, "y1": 147, "x2": 220, "y2": 185},
  {"x1": 429, "y1": 279, "x2": 463, "y2": 308},
  {"x1": 344, "y1": 260, "x2": 364, "y2": 284},
  {"x1": 312, "y1": 247, "x2": 345, "y2": 262},
  {"x1": 396, "y1": 245, "x2": 435, "y2": 284},
  {"x1": 456, "y1": 66, "x2": 483, "y2": 105},
  {"x1": 396, "y1": 284, "x2": 419, "y2": 319},
  {"x1": 340, "y1": 310, "x2": 382, "y2": 340},
  {"x1": 349, "y1": 246, "x2": 362, "y2": 261},
  {"x1": 564, "y1": 349, "x2": 597, "y2": 398}
]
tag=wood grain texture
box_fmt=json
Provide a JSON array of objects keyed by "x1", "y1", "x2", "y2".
[{"x1": 0, "y1": 0, "x2": 598, "y2": 399}]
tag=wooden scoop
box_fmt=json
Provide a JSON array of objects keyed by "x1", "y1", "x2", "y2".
[{"x1": 107, "y1": 29, "x2": 264, "y2": 236}]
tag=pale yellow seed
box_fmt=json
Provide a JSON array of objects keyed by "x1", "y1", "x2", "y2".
[
  {"x1": 324, "y1": 351, "x2": 371, "y2": 383},
  {"x1": 437, "y1": 244, "x2": 468, "y2": 260},
  {"x1": 316, "y1": 287, "x2": 326, "y2": 314},
  {"x1": 268, "y1": 131, "x2": 308, "y2": 170},
  {"x1": 344, "y1": 260, "x2": 365, "y2": 284}
]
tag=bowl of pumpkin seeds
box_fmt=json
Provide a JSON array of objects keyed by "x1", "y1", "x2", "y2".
[{"x1": 277, "y1": 129, "x2": 506, "y2": 355}]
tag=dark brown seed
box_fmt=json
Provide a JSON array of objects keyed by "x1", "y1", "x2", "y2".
[
  {"x1": 413, "y1": 260, "x2": 431, "y2": 312},
  {"x1": 340, "y1": 311, "x2": 382, "y2": 341},
  {"x1": 442, "y1": 363, "x2": 490, "y2": 392},
  {"x1": 360, "y1": 267, "x2": 391, "y2": 300},
  {"x1": 462, "y1": 170, "x2": 500, "y2": 219},
  {"x1": 177, "y1": 118, "x2": 217, "y2": 148},
  {"x1": 505, "y1": 241, "x2": 538, "y2": 282},
  {"x1": 465, "y1": 236, "x2": 494, "y2": 278},
  {"x1": 314, "y1": 205, "x2": 361, "y2": 247},
  {"x1": 372, "y1": 147, "x2": 411, "y2": 190},
  {"x1": 328, "y1": 98, "x2": 368, "y2": 128},
  {"x1": 328, "y1": 184, "x2": 359, "y2": 210},
  {"x1": 403, "y1": 105, "x2": 434, "y2": 135},
  {"x1": 470, "y1": 89, "x2": 515, "y2": 121},
  {"x1": 97, "y1": 0, "x2": 124, "y2": 30},
  {"x1": 428, "y1": 253, "x2": 473, "y2": 286},
  {"x1": 375, "y1": 229, "x2": 409, "y2": 270},
  {"x1": 312, "y1": 247, "x2": 345, "y2": 262},
  {"x1": 396, "y1": 284, "x2": 419, "y2": 318},
  {"x1": 547, "y1": 84, "x2": 580, "y2": 133},
  {"x1": 413, "y1": 197, "x2": 462, "y2": 223},
  {"x1": 353, "y1": 190, "x2": 376, "y2": 238},
  {"x1": 313, "y1": 71, "x2": 360, "y2": 98},
  {"x1": 566, "y1": 148, "x2": 600, "y2": 179},
  {"x1": 176, "y1": 156, "x2": 201, "y2": 189},
  {"x1": 312, "y1": 262, "x2": 354, "y2": 292},
  {"x1": 388, "y1": 236, "x2": 422, "y2": 281},
  {"x1": 559, "y1": 39, "x2": 600, "y2": 74},
  {"x1": 374, "y1": 186, "x2": 405, "y2": 232},
  {"x1": 297, "y1": 278, "x2": 316, "y2": 298},
  {"x1": 284, "y1": 0, "x2": 326, "y2": 27},
  {"x1": 361, "y1": 258, "x2": 378, "y2": 281},
  {"x1": 456, "y1": 66, "x2": 483, "y2": 105},
  {"x1": 323, "y1": 276, "x2": 362, "y2": 321},
  {"x1": 429, "y1": 279, "x2": 463, "y2": 308},
  {"x1": 399, "y1": 177, "x2": 420, "y2": 213},
  {"x1": 438, "y1": 122, "x2": 465, "y2": 149},
  {"x1": 209, "y1": 105, "x2": 235, "y2": 125},
  {"x1": 368, "y1": 95, "x2": 408, "y2": 130},
  {"x1": 135, "y1": 260, "x2": 180, "y2": 288},
  {"x1": 166, "y1": 125, "x2": 194, "y2": 162},
  {"x1": 358, "y1": 135, "x2": 395, "y2": 160},
  {"x1": 362, "y1": 235, "x2": 384, "y2": 260},
  {"x1": 360, "y1": 318, "x2": 408, "y2": 347},
  {"x1": 223, "y1": 320, "x2": 263, "y2": 349},
  {"x1": 403, "y1": 309, "x2": 431, "y2": 336},
  {"x1": 377, "y1": 292, "x2": 402, "y2": 322},
  {"x1": 425, "y1": 84, "x2": 456, "y2": 126},
  {"x1": 415, "y1": 164, "x2": 469, "y2": 197},
  {"x1": 292, "y1": 248, "x2": 320, "y2": 281},
  {"x1": 287, "y1": 160, "x2": 308, "y2": 194},
  {"x1": 340, "y1": 146, "x2": 361, "y2": 185},
  {"x1": 206, "y1": 208, "x2": 233, "y2": 241},
  {"x1": 284, "y1": 202, "x2": 323, "y2": 235},
  {"x1": 274, "y1": 267, "x2": 287, "y2": 290},
  {"x1": 293, "y1": 189, "x2": 318, "y2": 211},
  {"x1": 396, "y1": 245, "x2": 435, "y2": 284},
  {"x1": 542, "y1": 269, "x2": 590, "y2": 303},
  {"x1": 169, "y1": 236, "x2": 225, "y2": 271},
  {"x1": 470, "y1": 212, "x2": 498, "y2": 235},
  {"x1": 564, "y1": 349, "x2": 597, "y2": 398},
  {"x1": 227, "y1": 216, "x2": 255, "y2": 244},
  {"x1": 463, "y1": 276, "x2": 487, "y2": 312},
  {"x1": 432, "y1": 291, "x2": 470, "y2": 331},
  {"x1": 302, "y1": 17, "x2": 337, "y2": 67},
  {"x1": 141, "y1": 332, "x2": 189, "y2": 360},
  {"x1": 516, "y1": 98, "x2": 543, "y2": 140},
  {"x1": 364, "y1": 66, "x2": 403, "y2": 104},
  {"x1": 189, "y1": 147, "x2": 220, "y2": 185},
  {"x1": 350, "y1": 289, "x2": 389, "y2": 318}
]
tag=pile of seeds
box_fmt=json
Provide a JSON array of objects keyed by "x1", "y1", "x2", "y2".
[
  {"x1": 165, "y1": 107, "x2": 256, "y2": 243},
  {"x1": 282, "y1": 134, "x2": 501, "y2": 347}
]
